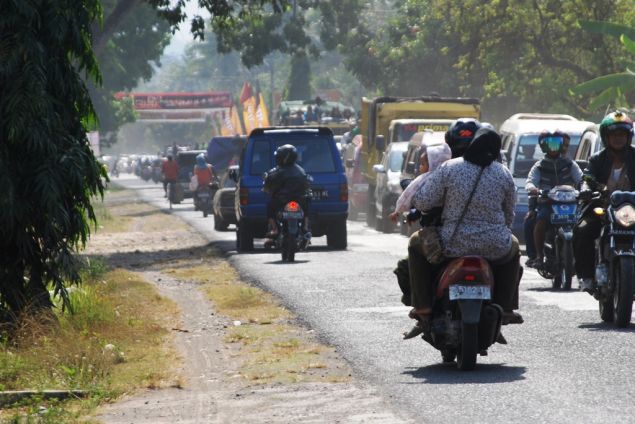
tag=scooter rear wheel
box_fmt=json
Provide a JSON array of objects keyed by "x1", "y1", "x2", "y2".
[{"x1": 457, "y1": 322, "x2": 478, "y2": 371}]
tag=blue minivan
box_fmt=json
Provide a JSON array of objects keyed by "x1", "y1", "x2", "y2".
[{"x1": 233, "y1": 127, "x2": 348, "y2": 251}]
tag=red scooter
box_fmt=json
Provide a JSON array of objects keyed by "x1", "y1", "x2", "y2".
[{"x1": 421, "y1": 256, "x2": 515, "y2": 370}]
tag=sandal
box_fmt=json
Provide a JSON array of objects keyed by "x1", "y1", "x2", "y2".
[{"x1": 502, "y1": 311, "x2": 524, "y2": 325}]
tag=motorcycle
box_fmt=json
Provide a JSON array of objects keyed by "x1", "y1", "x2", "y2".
[
  {"x1": 586, "y1": 190, "x2": 635, "y2": 327},
  {"x1": 532, "y1": 185, "x2": 579, "y2": 290},
  {"x1": 271, "y1": 200, "x2": 310, "y2": 262},
  {"x1": 194, "y1": 182, "x2": 218, "y2": 217},
  {"x1": 141, "y1": 166, "x2": 152, "y2": 181},
  {"x1": 420, "y1": 255, "x2": 520, "y2": 370}
]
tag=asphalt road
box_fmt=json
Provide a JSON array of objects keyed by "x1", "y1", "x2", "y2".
[{"x1": 115, "y1": 175, "x2": 634, "y2": 424}]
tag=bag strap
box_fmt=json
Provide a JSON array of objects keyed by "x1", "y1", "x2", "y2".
[{"x1": 447, "y1": 166, "x2": 485, "y2": 246}]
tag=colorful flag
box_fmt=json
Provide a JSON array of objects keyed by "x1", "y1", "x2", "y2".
[{"x1": 255, "y1": 92, "x2": 270, "y2": 128}]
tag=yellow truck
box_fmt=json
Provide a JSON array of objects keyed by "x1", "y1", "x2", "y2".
[{"x1": 359, "y1": 96, "x2": 480, "y2": 227}]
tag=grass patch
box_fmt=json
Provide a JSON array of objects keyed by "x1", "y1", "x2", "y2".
[
  {"x1": 165, "y1": 262, "x2": 351, "y2": 386},
  {"x1": 0, "y1": 267, "x2": 180, "y2": 422}
]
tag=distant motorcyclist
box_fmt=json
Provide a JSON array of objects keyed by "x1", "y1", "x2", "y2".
[
  {"x1": 161, "y1": 154, "x2": 179, "y2": 198},
  {"x1": 524, "y1": 131, "x2": 582, "y2": 269},
  {"x1": 193, "y1": 153, "x2": 214, "y2": 205},
  {"x1": 573, "y1": 111, "x2": 635, "y2": 292},
  {"x1": 263, "y1": 144, "x2": 311, "y2": 238}
]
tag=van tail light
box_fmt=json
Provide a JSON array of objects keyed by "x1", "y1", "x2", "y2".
[
  {"x1": 340, "y1": 183, "x2": 348, "y2": 202},
  {"x1": 239, "y1": 188, "x2": 249, "y2": 206}
]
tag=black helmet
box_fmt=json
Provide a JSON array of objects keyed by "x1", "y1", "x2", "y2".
[
  {"x1": 275, "y1": 144, "x2": 298, "y2": 166},
  {"x1": 538, "y1": 131, "x2": 570, "y2": 155},
  {"x1": 445, "y1": 118, "x2": 481, "y2": 158}
]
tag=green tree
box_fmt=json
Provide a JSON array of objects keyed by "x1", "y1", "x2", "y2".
[
  {"x1": 0, "y1": 0, "x2": 106, "y2": 319},
  {"x1": 285, "y1": 53, "x2": 312, "y2": 100},
  {"x1": 90, "y1": 0, "x2": 173, "y2": 147},
  {"x1": 340, "y1": 0, "x2": 635, "y2": 122},
  {"x1": 572, "y1": 21, "x2": 635, "y2": 110}
]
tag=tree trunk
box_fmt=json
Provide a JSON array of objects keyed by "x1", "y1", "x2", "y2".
[{"x1": 93, "y1": 0, "x2": 142, "y2": 56}]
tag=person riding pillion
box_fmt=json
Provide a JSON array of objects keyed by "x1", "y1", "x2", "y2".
[
  {"x1": 524, "y1": 131, "x2": 582, "y2": 269},
  {"x1": 573, "y1": 111, "x2": 635, "y2": 292},
  {"x1": 410, "y1": 127, "x2": 523, "y2": 330},
  {"x1": 263, "y1": 144, "x2": 312, "y2": 237}
]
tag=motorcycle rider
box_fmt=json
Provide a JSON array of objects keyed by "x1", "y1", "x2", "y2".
[
  {"x1": 406, "y1": 127, "x2": 522, "y2": 338},
  {"x1": 193, "y1": 153, "x2": 214, "y2": 208},
  {"x1": 263, "y1": 144, "x2": 311, "y2": 239},
  {"x1": 525, "y1": 131, "x2": 582, "y2": 269},
  {"x1": 161, "y1": 154, "x2": 179, "y2": 198},
  {"x1": 573, "y1": 111, "x2": 635, "y2": 292}
]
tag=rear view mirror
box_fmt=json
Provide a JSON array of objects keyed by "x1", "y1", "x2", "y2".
[
  {"x1": 375, "y1": 135, "x2": 385, "y2": 151},
  {"x1": 400, "y1": 178, "x2": 413, "y2": 190},
  {"x1": 345, "y1": 159, "x2": 354, "y2": 168},
  {"x1": 405, "y1": 161, "x2": 416, "y2": 174},
  {"x1": 373, "y1": 164, "x2": 386, "y2": 173},
  {"x1": 576, "y1": 160, "x2": 589, "y2": 170}
]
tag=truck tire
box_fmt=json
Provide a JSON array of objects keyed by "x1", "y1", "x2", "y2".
[
  {"x1": 366, "y1": 186, "x2": 376, "y2": 228},
  {"x1": 327, "y1": 218, "x2": 347, "y2": 250},
  {"x1": 237, "y1": 221, "x2": 254, "y2": 252}
]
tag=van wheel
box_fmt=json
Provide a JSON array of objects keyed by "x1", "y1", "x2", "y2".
[
  {"x1": 214, "y1": 213, "x2": 228, "y2": 231},
  {"x1": 327, "y1": 219, "x2": 347, "y2": 250},
  {"x1": 237, "y1": 221, "x2": 254, "y2": 252}
]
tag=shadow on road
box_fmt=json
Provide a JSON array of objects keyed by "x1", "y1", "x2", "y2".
[
  {"x1": 578, "y1": 322, "x2": 635, "y2": 333},
  {"x1": 263, "y1": 259, "x2": 310, "y2": 265},
  {"x1": 402, "y1": 363, "x2": 527, "y2": 384}
]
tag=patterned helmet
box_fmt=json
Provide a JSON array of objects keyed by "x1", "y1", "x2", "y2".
[
  {"x1": 600, "y1": 111, "x2": 633, "y2": 147},
  {"x1": 445, "y1": 118, "x2": 481, "y2": 158}
]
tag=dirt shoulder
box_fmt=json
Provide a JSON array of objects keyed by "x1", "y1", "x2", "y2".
[{"x1": 91, "y1": 188, "x2": 409, "y2": 423}]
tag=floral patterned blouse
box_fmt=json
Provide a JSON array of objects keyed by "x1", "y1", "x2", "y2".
[{"x1": 414, "y1": 157, "x2": 516, "y2": 260}]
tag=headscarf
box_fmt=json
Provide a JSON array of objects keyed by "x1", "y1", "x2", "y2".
[
  {"x1": 425, "y1": 143, "x2": 452, "y2": 172},
  {"x1": 463, "y1": 127, "x2": 502, "y2": 167},
  {"x1": 196, "y1": 153, "x2": 207, "y2": 169}
]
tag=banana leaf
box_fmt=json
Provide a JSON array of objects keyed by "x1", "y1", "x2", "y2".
[
  {"x1": 571, "y1": 72, "x2": 635, "y2": 95},
  {"x1": 621, "y1": 34, "x2": 635, "y2": 56},
  {"x1": 587, "y1": 87, "x2": 618, "y2": 111},
  {"x1": 578, "y1": 20, "x2": 635, "y2": 40}
]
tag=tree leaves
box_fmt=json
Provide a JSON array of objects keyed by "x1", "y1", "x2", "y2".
[{"x1": 0, "y1": 0, "x2": 105, "y2": 317}]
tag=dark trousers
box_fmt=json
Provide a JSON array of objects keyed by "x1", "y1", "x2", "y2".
[
  {"x1": 524, "y1": 214, "x2": 536, "y2": 259},
  {"x1": 408, "y1": 231, "x2": 521, "y2": 311},
  {"x1": 572, "y1": 215, "x2": 602, "y2": 279}
]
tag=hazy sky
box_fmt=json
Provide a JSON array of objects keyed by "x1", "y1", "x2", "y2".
[{"x1": 163, "y1": 2, "x2": 210, "y2": 57}]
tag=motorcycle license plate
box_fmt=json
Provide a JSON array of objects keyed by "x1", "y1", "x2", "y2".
[
  {"x1": 282, "y1": 211, "x2": 303, "y2": 219},
  {"x1": 550, "y1": 213, "x2": 577, "y2": 225},
  {"x1": 311, "y1": 189, "x2": 328, "y2": 200},
  {"x1": 449, "y1": 285, "x2": 491, "y2": 300}
]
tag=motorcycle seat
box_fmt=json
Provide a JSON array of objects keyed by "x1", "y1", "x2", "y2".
[{"x1": 609, "y1": 191, "x2": 635, "y2": 207}]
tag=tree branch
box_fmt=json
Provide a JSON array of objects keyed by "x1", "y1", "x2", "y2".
[{"x1": 93, "y1": 0, "x2": 143, "y2": 56}]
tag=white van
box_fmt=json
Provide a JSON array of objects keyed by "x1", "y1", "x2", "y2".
[{"x1": 499, "y1": 113, "x2": 594, "y2": 241}]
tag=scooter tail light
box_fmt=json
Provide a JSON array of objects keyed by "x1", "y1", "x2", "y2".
[
  {"x1": 435, "y1": 256, "x2": 494, "y2": 298},
  {"x1": 285, "y1": 201, "x2": 300, "y2": 212}
]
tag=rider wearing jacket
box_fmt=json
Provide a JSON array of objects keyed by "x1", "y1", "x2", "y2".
[
  {"x1": 263, "y1": 144, "x2": 311, "y2": 237},
  {"x1": 573, "y1": 111, "x2": 635, "y2": 292},
  {"x1": 525, "y1": 132, "x2": 582, "y2": 269}
]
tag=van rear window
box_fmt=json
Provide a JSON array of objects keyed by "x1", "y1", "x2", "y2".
[{"x1": 250, "y1": 137, "x2": 336, "y2": 175}]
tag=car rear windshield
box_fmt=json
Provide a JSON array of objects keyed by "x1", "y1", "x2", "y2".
[
  {"x1": 250, "y1": 136, "x2": 336, "y2": 175},
  {"x1": 177, "y1": 154, "x2": 199, "y2": 169},
  {"x1": 512, "y1": 134, "x2": 581, "y2": 178},
  {"x1": 389, "y1": 149, "x2": 405, "y2": 172}
]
